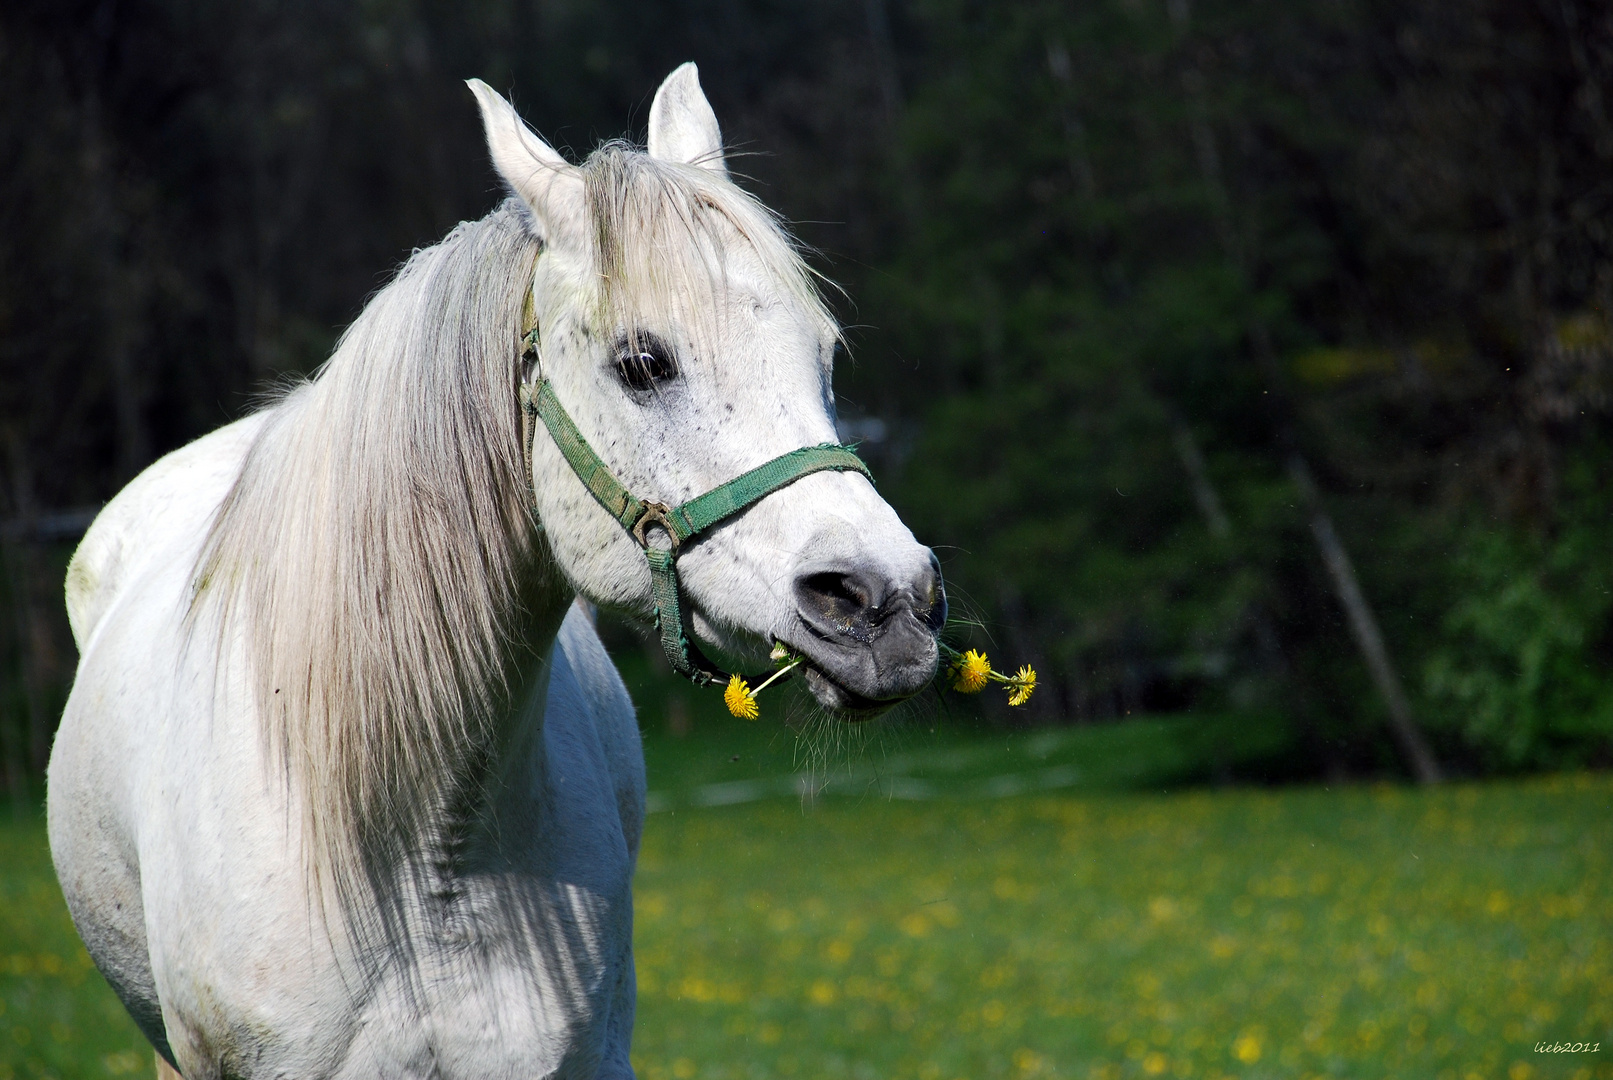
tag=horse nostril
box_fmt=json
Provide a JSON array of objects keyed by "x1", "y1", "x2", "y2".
[
  {"x1": 794, "y1": 569, "x2": 886, "y2": 640},
  {"x1": 791, "y1": 556, "x2": 945, "y2": 704}
]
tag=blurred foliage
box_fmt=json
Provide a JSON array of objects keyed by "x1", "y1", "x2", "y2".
[
  {"x1": 845, "y1": 0, "x2": 1613, "y2": 774},
  {"x1": 1424, "y1": 449, "x2": 1613, "y2": 771},
  {"x1": 1, "y1": 0, "x2": 1612, "y2": 782}
]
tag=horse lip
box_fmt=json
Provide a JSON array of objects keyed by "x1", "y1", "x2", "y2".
[
  {"x1": 799, "y1": 662, "x2": 895, "y2": 719},
  {"x1": 777, "y1": 620, "x2": 940, "y2": 716}
]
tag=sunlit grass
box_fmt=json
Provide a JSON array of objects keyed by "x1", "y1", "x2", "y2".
[
  {"x1": 1, "y1": 771, "x2": 1608, "y2": 1079},
  {"x1": 628, "y1": 774, "x2": 1611, "y2": 1080}
]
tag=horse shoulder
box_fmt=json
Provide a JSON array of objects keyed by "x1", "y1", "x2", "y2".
[
  {"x1": 65, "y1": 414, "x2": 268, "y2": 650},
  {"x1": 554, "y1": 602, "x2": 646, "y2": 856}
]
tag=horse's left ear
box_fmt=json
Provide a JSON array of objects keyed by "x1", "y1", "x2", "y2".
[
  {"x1": 466, "y1": 79, "x2": 586, "y2": 247},
  {"x1": 647, "y1": 63, "x2": 727, "y2": 176}
]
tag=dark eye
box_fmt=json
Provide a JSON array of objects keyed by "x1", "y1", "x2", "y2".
[{"x1": 615, "y1": 334, "x2": 678, "y2": 392}]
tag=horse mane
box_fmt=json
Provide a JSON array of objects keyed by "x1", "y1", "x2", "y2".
[
  {"x1": 194, "y1": 198, "x2": 543, "y2": 918},
  {"x1": 191, "y1": 144, "x2": 836, "y2": 927}
]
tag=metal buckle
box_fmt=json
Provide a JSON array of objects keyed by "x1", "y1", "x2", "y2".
[{"x1": 632, "y1": 502, "x2": 680, "y2": 551}]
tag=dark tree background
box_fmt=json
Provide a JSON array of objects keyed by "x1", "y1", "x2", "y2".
[{"x1": 2, "y1": 0, "x2": 1610, "y2": 795}]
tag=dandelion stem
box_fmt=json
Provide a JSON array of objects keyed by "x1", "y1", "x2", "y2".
[{"x1": 750, "y1": 657, "x2": 802, "y2": 697}]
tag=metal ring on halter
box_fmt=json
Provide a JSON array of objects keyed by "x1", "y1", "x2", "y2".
[{"x1": 631, "y1": 502, "x2": 680, "y2": 552}]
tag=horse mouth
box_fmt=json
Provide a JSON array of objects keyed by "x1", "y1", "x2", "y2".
[
  {"x1": 776, "y1": 626, "x2": 940, "y2": 720},
  {"x1": 798, "y1": 662, "x2": 894, "y2": 720},
  {"x1": 793, "y1": 664, "x2": 896, "y2": 722}
]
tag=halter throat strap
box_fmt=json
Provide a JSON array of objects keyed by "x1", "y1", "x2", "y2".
[{"x1": 518, "y1": 364, "x2": 872, "y2": 687}]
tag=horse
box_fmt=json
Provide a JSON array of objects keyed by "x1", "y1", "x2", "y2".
[{"x1": 46, "y1": 64, "x2": 944, "y2": 1079}]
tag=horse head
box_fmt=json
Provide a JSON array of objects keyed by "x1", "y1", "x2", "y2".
[{"x1": 469, "y1": 65, "x2": 944, "y2": 716}]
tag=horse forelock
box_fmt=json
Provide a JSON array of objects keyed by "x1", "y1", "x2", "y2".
[
  {"x1": 192, "y1": 199, "x2": 546, "y2": 923},
  {"x1": 579, "y1": 141, "x2": 840, "y2": 353}
]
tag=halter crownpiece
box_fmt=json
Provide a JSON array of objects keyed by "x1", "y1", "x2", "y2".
[{"x1": 517, "y1": 323, "x2": 873, "y2": 687}]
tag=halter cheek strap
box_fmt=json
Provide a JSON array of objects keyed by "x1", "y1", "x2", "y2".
[{"x1": 517, "y1": 333, "x2": 872, "y2": 686}]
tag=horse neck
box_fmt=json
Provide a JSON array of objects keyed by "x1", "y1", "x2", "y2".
[
  {"x1": 471, "y1": 535, "x2": 575, "y2": 768},
  {"x1": 406, "y1": 549, "x2": 574, "y2": 883}
]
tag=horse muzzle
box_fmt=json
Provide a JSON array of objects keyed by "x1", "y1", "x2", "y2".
[{"x1": 784, "y1": 552, "x2": 946, "y2": 716}]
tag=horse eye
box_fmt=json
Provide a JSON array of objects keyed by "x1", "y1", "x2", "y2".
[{"x1": 615, "y1": 337, "x2": 678, "y2": 392}]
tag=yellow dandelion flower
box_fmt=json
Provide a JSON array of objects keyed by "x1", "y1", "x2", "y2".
[
  {"x1": 1007, "y1": 665, "x2": 1037, "y2": 706},
  {"x1": 724, "y1": 674, "x2": 759, "y2": 720},
  {"x1": 952, "y1": 649, "x2": 991, "y2": 693}
]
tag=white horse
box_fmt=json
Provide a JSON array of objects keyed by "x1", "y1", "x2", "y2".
[{"x1": 47, "y1": 64, "x2": 943, "y2": 1079}]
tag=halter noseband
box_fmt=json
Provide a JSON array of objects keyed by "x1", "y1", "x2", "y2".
[{"x1": 517, "y1": 320, "x2": 872, "y2": 687}]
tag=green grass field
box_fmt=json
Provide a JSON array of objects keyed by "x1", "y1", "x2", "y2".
[{"x1": 1, "y1": 713, "x2": 1609, "y2": 1080}]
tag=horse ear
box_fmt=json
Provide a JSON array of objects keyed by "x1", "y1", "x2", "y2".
[
  {"x1": 647, "y1": 63, "x2": 727, "y2": 175},
  {"x1": 466, "y1": 79, "x2": 586, "y2": 245}
]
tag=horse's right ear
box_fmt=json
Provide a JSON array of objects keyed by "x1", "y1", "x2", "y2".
[{"x1": 467, "y1": 79, "x2": 585, "y2": 246}]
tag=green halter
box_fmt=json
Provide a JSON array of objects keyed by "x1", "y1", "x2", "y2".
[{"x1": 518, "y1": 343, "x2": 873, "y2": 687}]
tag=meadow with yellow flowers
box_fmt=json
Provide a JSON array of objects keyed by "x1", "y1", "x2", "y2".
[
  {"x1": 624, "y1": 768, "x2": 1609, "y2": 1080},
  {"x1": 0, "y1": 724, "x2": 1607, "y2": 1080}
]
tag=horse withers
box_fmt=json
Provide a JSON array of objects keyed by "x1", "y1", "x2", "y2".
[{"x1": 48, "y1": 64, "x2": 942, "y2": 1079}]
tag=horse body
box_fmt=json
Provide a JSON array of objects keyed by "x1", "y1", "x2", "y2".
[
  {"x1": 53, "y1": 415, "x2": 642, "y2": 1077},
  {"x1": 48, "y1": 64, "x2": 941, "y2": 1078}
]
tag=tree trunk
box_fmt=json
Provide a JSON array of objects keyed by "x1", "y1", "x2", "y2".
[
  {"x1": 1286, "y1": 459, "x2": 1443, "y2": 783},
  {"x1": 1167, "y1": 413, "x2": 1231, "y2": 539}
]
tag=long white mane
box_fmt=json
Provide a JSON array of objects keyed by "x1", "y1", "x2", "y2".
[
  {"x1": 195, "y1": 198, "x2": 543, "y2": 911},
  {"x1": 193, "y1": 147, "x2": 834, "y2": 914}
]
